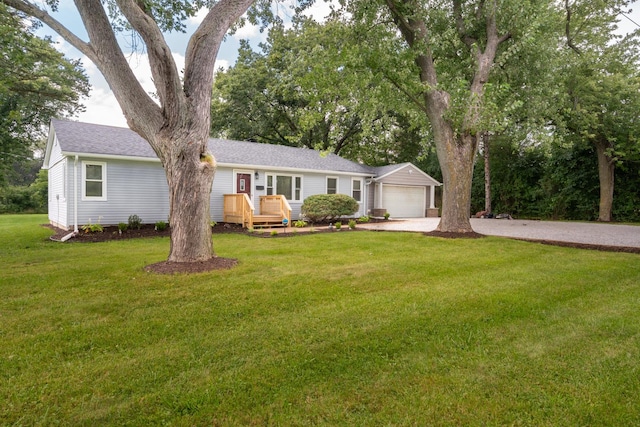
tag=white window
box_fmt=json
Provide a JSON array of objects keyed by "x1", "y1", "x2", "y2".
[
  {"x1": 266, "y1": 174, "x2": 302, "y2": 201},
  {"x1": 326, "y1": 177, "x2": 338, "y2": 194},
  {"x1": 82, "y1": 161, "x2": 106, "y2": 201},
  {"x1": 352, "y1": 178, "x2": 362, "y2": 202}
]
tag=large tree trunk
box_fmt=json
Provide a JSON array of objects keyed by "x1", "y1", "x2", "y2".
[
  {"x1": 435, "y1": 129, "x2": 478, "y2": 232},
  {"x1": 483, "y1": 132, "x2": 492, "y2": 214},
  {"x1": 594, "y1": 139, "x2": 614, "y2": 222},
  {"x1": 4, "y1": 0, "x2": 255, "y2": 265},
  {"x1": 160, "y1": 133, "x2": 216, "y2": 262},
  {"x1": 424, "y1": 88, "x2": 477, "y2": 233}
]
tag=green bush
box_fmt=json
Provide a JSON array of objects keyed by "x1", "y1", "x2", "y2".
[
  {"x1": 301, "y1": 194, "x2": 359, "y2": 223},
  {"x1": 348, "y1": 219, "x2": 357, "y2": 229},
  {"x1": 155, "y1": 220, "x2": 168, "y2": 231},
  {"x1": 82, "y1": 218, "x2": 103, "y2": 233},
  {"x1": 118, "y1": 222, "x2": 128, "y2": 233},
  {"x1": 358, "y1": 215, "x2": 370, "y2": 223},
  {"x1": 128, "y1": 214, "x2": 142, "y2": 230}
]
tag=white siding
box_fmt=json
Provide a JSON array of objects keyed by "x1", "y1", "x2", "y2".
[
  {"x1": 73, "y1": 158, "x2": 170, "y2": 226},
  {"x1": 211, "y1": 167, "x2": 234, "y2": 220},
  {"x1": 48, "y1": 159, "x2": 68, "y2": 229},
  {"x1": 60, "y1": 157, "x2": 370, "y2": 227}
]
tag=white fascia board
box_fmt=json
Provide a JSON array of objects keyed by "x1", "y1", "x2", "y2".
[
  {"x1": 374, "y1": 162, "x2": 442, "y2": 186},
  {"x1": 58, "y1": 154, "x2": 374, "y2": 177},
  {"x1": 61, "y1": 152, "x2": 161, "y2": 163},
  {"x1": 218, "y1": 162, "x2": 374, "y2": 177}
]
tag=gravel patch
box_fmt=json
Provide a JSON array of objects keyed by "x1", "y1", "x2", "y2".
[{"x1": 360, "y1": 218, "x2": 640, "y2": 249}]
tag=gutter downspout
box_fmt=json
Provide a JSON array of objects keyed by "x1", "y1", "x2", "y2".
[
  {"x1": 62, "y1": 155, "x2": 79, "y2": 242},
  {"x1": 74, "y1": 155, "x2": 78, "y2": 233}
]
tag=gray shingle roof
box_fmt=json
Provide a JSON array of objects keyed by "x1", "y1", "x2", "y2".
[
  {"x1": 51, "y1": 119, "x2": 375, "y2": 175},
  {"x1": 372, "y1": 163, "x2": 412, "y2": 178}
]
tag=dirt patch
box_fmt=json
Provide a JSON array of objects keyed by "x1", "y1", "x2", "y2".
[
  {"x1": 424, "y1": 230, "x2": 486, "y2": 239},
  {"x1": 423, "y1": 228, "x2": 640, "y2": 254},
  {"x1": 144, "y1": 257, "x2": 238, "y2": 274},
  {"x1": 512, "y1": 238, "x2": 640, "y2": 254}
]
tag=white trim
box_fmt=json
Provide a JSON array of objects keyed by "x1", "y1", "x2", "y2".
[
  {"x1": 265, "y1": 172, "x2": 303, "y2": 202},
  {"x1": 381, "y1": 184, "x2": 427, "y2": 218},
  {"x1": 233, "y1": 169, "x2": 255, "y2": 195},
  {"x1": 351, "y1": 177, "x2": 363, "y2": 202},
  {"x1": 58, "y1": 152, "x2": 374, "y2": 177},
  {"x1": 62, "y1": 151, "x2": 160, "y2": 163},
  {"x1": 374, "y1": 162, "x2": 441, "y2": 186},
  {"x1": 81, "y1": 161, "x2": 107, "y2": 201},
  {"x1": 326, "y1": 176, "x2": 339, "y2": 194}
]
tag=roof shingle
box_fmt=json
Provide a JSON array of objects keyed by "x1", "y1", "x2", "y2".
[{"x1": 51, "y1": 119, "x2": 375, "y2": 175}]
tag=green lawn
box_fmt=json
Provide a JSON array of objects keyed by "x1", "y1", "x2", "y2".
[{"x1": 2, "y1": 214, "x2": 640, "y2": 426}]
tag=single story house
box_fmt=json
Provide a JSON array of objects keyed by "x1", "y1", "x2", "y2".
[{"x1": 43, "y1": 119, "x2": 441, "y2": 230}]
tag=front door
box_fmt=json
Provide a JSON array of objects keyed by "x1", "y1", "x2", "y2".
[{"x1": 236, "y1": 173, "x2": 252, "y2": 197}]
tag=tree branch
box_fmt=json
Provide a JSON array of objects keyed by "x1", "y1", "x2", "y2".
[
  {"x1": 453, "y1": 0, "x2": 477, "y2": 49},
  {"x1": 183, "y1": 0, "x2": 255, "y2": 127},
  {"x1": 565, "y1": 0, "x2": 582, "y2": 54},
  {"x1": 3, "y1": 0, "x2": 163, "y2": 138},
  {"x1": 3, "y1": 0, "x2": 92, "y2": 59},
  {"x1": 116, "y1": 0, "x2": 185, "y2": 121}
]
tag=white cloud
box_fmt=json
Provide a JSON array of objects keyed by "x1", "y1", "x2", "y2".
[
  {"x1": 301, "y1": 1, "x2": 335, "y2": 22},
  {"x1": 189, "y1": 7, "x2": 209, "y2": 25},
  {"x1": 233, "y1": 22, "x2": 262, "y2": 39}
]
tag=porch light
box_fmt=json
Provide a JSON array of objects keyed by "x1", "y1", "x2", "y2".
[{"x1": 255, "y1": 171, "x2": 259, "y2": 179}]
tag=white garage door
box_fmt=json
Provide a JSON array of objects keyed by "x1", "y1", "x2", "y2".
[{"x1": 382, "y1": 185, "x2": 425, "y2": 218}]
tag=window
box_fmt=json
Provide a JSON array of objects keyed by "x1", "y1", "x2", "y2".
[
  {"x1": 266, "y1": 174, "x2": 302, "y2": 201},
  {"x1": 352, "y1": 178, "x2": 362, "y2": 202},
  {"x1": 327, "y1": 177, "x2": 338, "y2": 194},
  {"x1": 82, "y1": 161, "x2": 106, "y2": 200},
  {"x1": 295, "y1": 176, "x2": 302, "y2": 201}
]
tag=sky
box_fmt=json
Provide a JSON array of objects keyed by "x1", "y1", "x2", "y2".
[{"x1": 40, "y1": 1, "x2": 640, "y2": 129}]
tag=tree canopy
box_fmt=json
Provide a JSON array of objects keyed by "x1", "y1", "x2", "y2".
[
  {"x1": 0, "y1": 3, "x2": 89, "y2": 185},
  {"x1": 210, "y1": 18, "x2": 428, "y2": 166}
]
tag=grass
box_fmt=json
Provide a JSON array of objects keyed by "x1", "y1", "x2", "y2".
[{"x1": 2, "y1": 214, "x2": 640, "y2": 426}]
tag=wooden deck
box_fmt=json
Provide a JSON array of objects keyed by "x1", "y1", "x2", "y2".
[{"x1": 223, "y1": 194, "x2": 292, "y2": 229}]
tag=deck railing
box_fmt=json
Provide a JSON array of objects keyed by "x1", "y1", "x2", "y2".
[
  {"x1": 259, "y1": 195, "x2": 292, "y2": 226},
  {"x1": 223, "y1": 193, "x2": 255, "y2": 229},
  {"x1": 223, "y1": 194, "x2": 292, "y2": 229}
]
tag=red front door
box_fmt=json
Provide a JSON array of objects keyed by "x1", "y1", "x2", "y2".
[{"x1": 236, "y1": 173, "x2": 252, "y2": 197}]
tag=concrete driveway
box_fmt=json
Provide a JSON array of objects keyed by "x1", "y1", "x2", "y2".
[{"x1": 359, "y1": 218, "x2": 640, "y2": 249}]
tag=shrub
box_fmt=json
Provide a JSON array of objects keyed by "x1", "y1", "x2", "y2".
[
  {"x1": 335, "y1": 221, "x2": 342, "y2": 230},
  {"x1": 294, "y1": 220, "x2": 307, "y2": 228},
  {"x1": 348, "y1": 219, "x2": 357, "y2": 229},
  {"x1": 118, "y1": 222, "x2": 128, "y2": 233},
  {"x1": 301, "y1": 194, "x2": 359, "y2": 223},
  {"x1": 82, "y1": 218, "x2": 103, "y2": 233},
  {"x1": 384, "y1": 212, "x2": 391, "y2": 220},
  {"x1": 155, "y1": 220, "x2": 168, "y2": 231},
  {"x1": 270, "y1": 230, "x2": 278, "y2": 236},
  {"x1": 128, "y1": 214, "x2": 142, "y2": 230},
  {"x1": 358, "y1": 215, "x2": 370, "y2": 223}
]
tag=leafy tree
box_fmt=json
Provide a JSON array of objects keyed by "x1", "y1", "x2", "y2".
[
  {"x1": 562, "y1": 0, "x2": 640, "y2": 221},
  {"x1": 339, "y1": 0, "x2": 552, "y2": 233},
  {"x1": 2, "y1": 0, "x2": 266, "y2": 263},
  {"x1": 0, "y1": 3, "x2": 89, "y2": 185},
  {"x1": 211, "y1": 19, "x2": 426, "y2": 166}
]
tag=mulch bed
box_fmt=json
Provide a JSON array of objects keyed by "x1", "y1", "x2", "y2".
[
  {"x1": 144, "y1": 257, "x2": 238, "y2": 274},
  {"x1": 424, "y1": 229, "x2": 640, "y2": 254}
]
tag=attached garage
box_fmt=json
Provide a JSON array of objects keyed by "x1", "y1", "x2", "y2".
[
  {"x1": 369, "y1": 163, "x2": 441, "y2": 218},
  {"x1": 382, "y1": 185, "x2": 426, "y2": 218}
]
